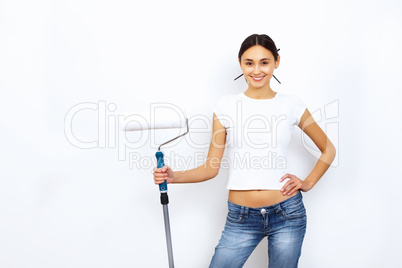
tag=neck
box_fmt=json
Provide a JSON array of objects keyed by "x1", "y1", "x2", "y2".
[{"x1": 245, "y1": 84, "x2": 276, "y2": 99}]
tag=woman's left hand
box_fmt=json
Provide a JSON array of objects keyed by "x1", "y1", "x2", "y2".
[{"x1": 280, "y1": 173, "x2": 312, "y2": 196}]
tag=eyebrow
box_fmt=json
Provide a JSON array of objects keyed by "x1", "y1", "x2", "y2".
[{"x1": 244, "y1": 58, "x2": 271, "y2": 61}]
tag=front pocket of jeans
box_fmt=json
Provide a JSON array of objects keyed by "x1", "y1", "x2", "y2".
[
  {"x1": 282, "y1": 202, "x2": 306, "y2": 220},
  {"x1": 227, "y1": 210, "x2": 243, "y2": 223}
]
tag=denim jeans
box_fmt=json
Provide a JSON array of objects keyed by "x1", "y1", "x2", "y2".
[{"x1": 209, "y1": 190, "x2": 307, "y2": 268}]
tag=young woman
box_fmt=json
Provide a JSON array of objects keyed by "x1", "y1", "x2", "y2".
[{"x1": 153, "y1": 34, "x2": 336, "y2": 268}]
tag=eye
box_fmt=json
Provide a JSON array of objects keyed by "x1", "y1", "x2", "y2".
[
  {"x1": 262, "y1": 61, "x2": 269, "y2": 65},
  {"x1": 245, "y1": 62, "x2": 253, "y2": 66}
]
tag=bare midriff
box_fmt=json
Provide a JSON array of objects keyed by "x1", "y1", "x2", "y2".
[{"x1": 228, "y1": 189, "x2": 299, "y2": 208}]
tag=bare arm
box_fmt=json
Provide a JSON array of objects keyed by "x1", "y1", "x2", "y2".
[
  {"x1": 153, "y1": 113, "x2": 226, "y2": 185},
  {"x1": 298, "y1": 108, "x2": 336, "y2": 189},
  {"x1": 281, "y1": 108, "x2": 337, "y2": 195}
]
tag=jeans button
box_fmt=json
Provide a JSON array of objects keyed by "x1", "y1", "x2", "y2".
[{"x1": 260, "y1": 208, "x2": 266, "y2": 215}]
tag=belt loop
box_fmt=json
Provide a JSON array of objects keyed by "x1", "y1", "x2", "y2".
[
  {"x1": 239, "y1": 206, "x2": 244, "y2": 218},
  {"x1": 274, "y1": 203, "x2": 282, "y2": 215},
  {"x1": 244, "y1": 206, "x2": 249, "y2": 218}
]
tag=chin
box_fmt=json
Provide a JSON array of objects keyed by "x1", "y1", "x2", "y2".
[{"x1": 249, "y1": 82, "x2": 269, "y2": 89}]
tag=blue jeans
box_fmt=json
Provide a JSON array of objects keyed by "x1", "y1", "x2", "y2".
[{"x1": 209, "y1": 190, "x2": 307, "y2": 268}]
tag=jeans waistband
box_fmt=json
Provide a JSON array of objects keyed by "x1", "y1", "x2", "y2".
[{"x1": 227, "y1": 190, "x2": 303, "y2": 216}]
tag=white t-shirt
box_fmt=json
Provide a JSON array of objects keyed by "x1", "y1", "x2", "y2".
[{"x1": 212, "y1": 91, "x2": 307, "y2": 190}]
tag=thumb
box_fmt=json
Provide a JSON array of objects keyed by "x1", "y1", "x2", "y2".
[{"x1": 162, "y1": 165, "x2": 169, "y2": 172}]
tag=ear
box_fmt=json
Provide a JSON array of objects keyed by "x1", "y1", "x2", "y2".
[
  {"x1": 238, "y1": 58, "x2": 242, "y2": 67},
  {"x1": 275, "y1": 55, "x2": 281, "y2": 69}
]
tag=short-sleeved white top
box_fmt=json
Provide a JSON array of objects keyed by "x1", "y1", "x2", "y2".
[{"x1": 212, "y1": 91, "x2": 307, "y2": 190}]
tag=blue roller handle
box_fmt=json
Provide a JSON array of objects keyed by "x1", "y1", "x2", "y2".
[{"x1": 156, "y1": 150, "x2": 168, "y2": 193}]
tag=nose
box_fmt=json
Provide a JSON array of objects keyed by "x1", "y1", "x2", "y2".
[{"x1": 253, "y1": 64, "x2": 261, "y2": 75}]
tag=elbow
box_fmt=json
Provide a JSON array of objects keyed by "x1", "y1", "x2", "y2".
[
  {"x1": 206, "y1": 167, "x2": 219, "y2": 181},
  {"x1": 322, "y1": 142, "x2": 336, "y2": 164},
  {"x1": 210, "y1": 169, "x2": 220, "y2": 180},
  {"x1": 330, "y1": 148, "x2": 336, "y2": 164},
  {"x1": 329, "y1": 142, "x2": 336, "y2": 159},
  {"x1": 204, "y1": 158, "x2": 221, "y2": 181}
]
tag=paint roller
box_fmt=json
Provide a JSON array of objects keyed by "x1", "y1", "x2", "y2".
[{"x1": 120, "y1": 106, "x2": 189, "y2": 268}]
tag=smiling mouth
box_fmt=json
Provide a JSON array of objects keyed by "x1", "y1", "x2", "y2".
[{"x1": 251, "y1": 76, "x2": 265, "y2": 81}]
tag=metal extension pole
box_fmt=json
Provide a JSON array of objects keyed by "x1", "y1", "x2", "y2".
[{"x1": 163, "y1": 204, "x2": 174, "y2": 268}]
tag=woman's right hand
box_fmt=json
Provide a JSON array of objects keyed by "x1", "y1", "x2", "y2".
[{"x1": 153, "y1": 165, "x2": 175, "y2": 185}]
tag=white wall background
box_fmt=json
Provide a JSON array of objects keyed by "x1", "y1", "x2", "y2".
[{"x1": 1, "y1": 0, "x2": 401, "y2": 267}]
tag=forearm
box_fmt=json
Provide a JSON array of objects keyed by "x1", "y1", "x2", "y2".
[
  {"x1": 304, "y1": 144, "x2": 336, "y2": 189},
  {"x1": 172, "y1": 162, "x2": 217, "y2": 184}
]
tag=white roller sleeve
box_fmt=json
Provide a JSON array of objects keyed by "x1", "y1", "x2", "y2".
[{"x1": 120, "y1": 106, "x2": 187, "y2": 131}]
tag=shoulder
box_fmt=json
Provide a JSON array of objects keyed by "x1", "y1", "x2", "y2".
[
  {"x1": 214, "y1": 93, "x2": 239, "y2": 106},
  {"x1": 277, "y1": 92, "x2": 305, "y2": 107},
  {"x1": 277, "y1": 92, "x2": 303, "y2": 101}
]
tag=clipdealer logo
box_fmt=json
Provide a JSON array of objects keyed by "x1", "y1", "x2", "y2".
[
  {"x1": 64, "y1": 99, "x2": 339, "y2": 169},
  {"x1": 64, "y1": 101, "x2": 188, "y2": 162}
]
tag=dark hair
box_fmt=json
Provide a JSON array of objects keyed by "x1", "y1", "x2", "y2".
[
  {"x1": 238, "y1": 34, "x2": 279, "y2": 61},
  {"x1": 235, "y1": 34, "x2": 281, "y2": 83}
]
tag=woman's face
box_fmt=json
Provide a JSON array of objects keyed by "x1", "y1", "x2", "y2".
[{"x1": 239, "y1": 45, "x2": 280, "y2": 89}]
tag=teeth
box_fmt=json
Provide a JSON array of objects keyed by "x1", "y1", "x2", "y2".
[{"x1": 252, "y1": 76, "x2": 264, "y2": 81}]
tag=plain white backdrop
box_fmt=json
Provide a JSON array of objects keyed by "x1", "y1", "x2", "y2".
[{"x1": 1, "y1": 0, "x2": 401, "y2": 267}]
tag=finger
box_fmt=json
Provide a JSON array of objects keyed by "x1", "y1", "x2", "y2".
[
  {"x1": 283, "y1": 183, "x2": 294, "y2": 195},
  {"x1": 281, "y1": 180, "x2": 294, "y2": 195},
  {"x1": 153, "y1": 168, "x2": 163, "y2": 174},
  {"x1": 287, "y1": 180, "x2": 302, "y2": 195},
  {"x1": 287, "y1": 183, "x2": 300, "y2": 195},
  {"x1": 284, "y1": 179, "x2": 300, "y2": 195},
  {"x1": 154, "y1": 174, "x2": 164, "y2": 179},
  {"x1": 155, "y1": 172, "x2": 168, "y2": 178},
  {"x1": 281, "y1": 181, "x2": 289, "y2": 192},
  {"x1": 155, "y1": 175, "x2": 168, "y2": 182},
  {"x1": 154, "y1": 177, "x2": 163, "y2": 184},
  {"x1": 279, "y1": 173, "x2": 290, "y2": 182}
]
